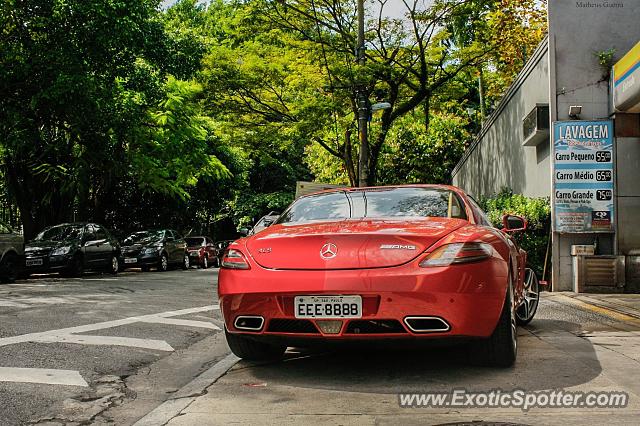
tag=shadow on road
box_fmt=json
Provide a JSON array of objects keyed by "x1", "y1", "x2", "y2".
[{"x1": 241, "y1": 319, "x2": 602, "y2": 394}]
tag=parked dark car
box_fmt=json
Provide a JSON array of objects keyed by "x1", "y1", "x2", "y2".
[
  {"x1": 120, "y1": 229, "x2": 189, "y2": 272},
  {"x1": 185, "y1": 236, "x2": 219, "y2": 269},
  {"x1": 0, "y1": 221, "x2": 24, "y2": 283},
  {"x1": 214, "y1": 240, "x2": 234, "y2": 264},
  {"x1": 23, "y1": 223, "x2": 120, "y2": 277}
]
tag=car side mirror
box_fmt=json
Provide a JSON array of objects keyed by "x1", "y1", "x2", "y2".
[
  {"x1": 502, "y1": 214, "x2": 527, "y2": 233},
  {"x1": 238, "y1": 227, "x2": 250, "y2": 236}
]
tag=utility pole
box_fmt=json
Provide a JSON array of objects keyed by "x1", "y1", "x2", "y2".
[{"x1": 356, "y1": 0, "x2": 369, "y2": 187}]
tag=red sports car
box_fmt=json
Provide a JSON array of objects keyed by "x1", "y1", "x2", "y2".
[{"x1": 218, "y1": 185, "x2": 540, "y2": 367}]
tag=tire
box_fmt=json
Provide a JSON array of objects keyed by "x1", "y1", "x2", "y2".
[
  {"x1": 67, "y1": 255, "x2": 84, "y2": 278},
  {"x1": 470, "y1": 280, "x2": 517, "y2": 368},
  {"x1": 213, "y1": 256, "x2": 220, "y2": 268},
  {"x1": 516, "y1": 268, "x2": 540, "y2": 325},
  {"x1": 182, "y1": 254, "x2": 190, "y2": 270},
  {"x1": 0, "y1": 253, "x2": 19, "y2": 284},
  {"x1": 200, "y1": 255, "x2": 209, "y2": 269},
  {"x1": 225, "y1": 328, "x2": 286, "y2": 361},
  {"x1": 157, "y1": 253, "x2": 168, "y2": 272},
  {"x1": 107, "y1": 254, "x2": 119, "y2": 275}
]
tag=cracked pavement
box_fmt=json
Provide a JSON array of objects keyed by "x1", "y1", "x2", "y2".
[{"x1": 0, "y1": 268, "x2": 225, "y2": 426}]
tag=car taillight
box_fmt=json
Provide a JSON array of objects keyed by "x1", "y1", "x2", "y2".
[
  {"x1": 419, "y1": 242, "x2": 493, "y2": 267},
  {"x1": 221, "y1": 249, "x2": 251, "y2": 270}
]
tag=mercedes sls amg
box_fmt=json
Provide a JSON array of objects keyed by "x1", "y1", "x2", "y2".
[{"x1": 218, "y1": 185, "x2": 540, "y2": 367}]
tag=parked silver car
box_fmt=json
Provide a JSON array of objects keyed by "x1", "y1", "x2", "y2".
[{"x1": 0, "y1": 221, "x2": 24, "y2": 283}]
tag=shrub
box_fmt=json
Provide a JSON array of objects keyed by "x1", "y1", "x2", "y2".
[{"x1": 480, "y1": 188, "x2": 551, "y2": 280}]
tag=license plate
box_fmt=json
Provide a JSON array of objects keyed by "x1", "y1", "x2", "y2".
[
  {"x1": 124, "y1": 258, "x2": 137, "y2": 264},
  {"x1": 294, "y1": 295, "x2": 362, "y2": 319},
  {"x1": 26, "y1": 258, "x2": 43, "y2": 267}
]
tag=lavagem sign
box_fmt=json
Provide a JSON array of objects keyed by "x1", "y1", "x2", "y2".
[{"x1": 553, "y1": 120, "x2": 614, "y2": 233}]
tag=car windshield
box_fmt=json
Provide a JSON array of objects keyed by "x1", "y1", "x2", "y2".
[
  {"x1": 276, "y1": 187, "x2": 467, "y2": 224},
  {"x1": 185, "y1": 237, "x2": 205, "y2": 246},
  {"x1": 123, "y1": 230, "x2": 165, "y2": 245},
  {"x1": 34, "y1": 224, "x2": 84, "y2": 242}
]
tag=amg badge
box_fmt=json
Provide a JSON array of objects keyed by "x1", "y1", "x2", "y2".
[{"x1": 380, "y1": 244, "x2": 416, "y2": 250}]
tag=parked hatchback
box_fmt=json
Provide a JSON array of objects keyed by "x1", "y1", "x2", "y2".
[
  {"x1": 120, "y1": 229, "x2": 189, "y2": 272},
  {"x1": 0, "y1": 221, "x2": 24, "y2": 283},
  {"x1": 24, "y1": 223, "x2": 120, "y2": 277}
]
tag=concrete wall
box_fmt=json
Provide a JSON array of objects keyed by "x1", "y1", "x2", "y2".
[
  {"x1": 549, "y1": 0, "x2": 640, "y2": 290},
  {"x1": 452, "y1": 39, "x2": 551, "y2": 198}
]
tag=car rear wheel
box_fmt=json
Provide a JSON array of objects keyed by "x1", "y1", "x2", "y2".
[
  {"x1": 0, "y1": 253, "x2": 19, "y2": 283},
  {"x1": 470, "y1": 280, "x2": 517, "y2": 368},
  {"x1": 157, "y1": 254, "x2": 168, "y2": 272},
  {"x1": 200, "y1": 255, "x2": 209, "y2": 269},
  {"x1": 225, "y1": 329, "x2": 286, "y2": 361},
  {"x1": 516, "y1": 268, "x2": 539, "y2": 325}
]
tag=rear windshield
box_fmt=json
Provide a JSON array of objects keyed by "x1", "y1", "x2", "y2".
[
  {"x1": 185, "y1": 237, "x2": 205, "y2": 246},
  {"x1": 276, "y1": 187, "x2": 467, "y2": 224}
]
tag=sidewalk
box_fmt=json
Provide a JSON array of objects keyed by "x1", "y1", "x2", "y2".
[
  {"x1": 555, "y1": 292, "x2": 640, "y2": 321},
  {"x1": 131, "y1": 292, "x2": 640, "y2": 426}
]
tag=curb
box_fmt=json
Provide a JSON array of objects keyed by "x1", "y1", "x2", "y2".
[
  {"x1": 552, "y1": 293, "x2": 640, "y2": 323},
  {"x1": 133, "y1": 353, "x2": 240, "y2": 426}
]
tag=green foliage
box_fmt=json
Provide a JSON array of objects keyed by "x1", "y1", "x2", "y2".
[
  {"x1": 228, "y1": 191, "x2": 294, "y2": 228},
  {"x1": 480, "y1": 188, "x2": 551, "y2": 279},
  {"x1": 378, "y1": 113, "x2": 469, "y2": 184}
]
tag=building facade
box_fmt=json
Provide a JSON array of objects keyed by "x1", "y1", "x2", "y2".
[{"x1": 452, "y1": 0, "x2": 640, "y2": 291}]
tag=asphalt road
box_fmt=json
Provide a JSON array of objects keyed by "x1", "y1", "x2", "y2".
[
  {"x1": 2, "y1": 270, "x2": 640, "y2": 425},
  {"x1": 0, "y1": 267, "x2": 225, "y2": 425}
]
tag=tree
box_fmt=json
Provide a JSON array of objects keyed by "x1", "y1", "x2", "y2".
[
  {"x1": 0, "y1": 0, "x2": 230, "y2": 238},
  {"x1": 206, "y1": 0, "x2": 492, "y2": 186}
]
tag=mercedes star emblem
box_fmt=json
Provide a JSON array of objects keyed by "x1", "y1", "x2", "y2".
[{"x1": 320, "y1": 243, "x2": 338, "y2": 259}]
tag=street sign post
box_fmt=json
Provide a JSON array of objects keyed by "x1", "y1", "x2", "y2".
[{"x1": 553, "y1": 120, "x2": 614, "y2": 233}]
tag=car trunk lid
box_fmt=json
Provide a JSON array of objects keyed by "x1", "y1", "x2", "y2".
[{"x1": 245, "y1": 218, "x2": 467, "y2": 270}]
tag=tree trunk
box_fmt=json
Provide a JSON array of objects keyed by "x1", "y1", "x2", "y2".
[{"x1": 343, "y1": 128, "x2": 357, "y2": 187}]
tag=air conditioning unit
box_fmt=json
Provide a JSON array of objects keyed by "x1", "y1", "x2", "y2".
[{"x1": 522, "y1": 104, "x2": 550, "y2": 146}]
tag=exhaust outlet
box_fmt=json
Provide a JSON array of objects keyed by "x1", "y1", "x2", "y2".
[
  {"x1": 404, "y1": 316, "x2": 450, "y2": 333},
  {"x1": 234, "y1": 315, "x2": 264, "y2": 331}
]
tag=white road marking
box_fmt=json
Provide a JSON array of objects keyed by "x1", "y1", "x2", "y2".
[
  {"x1": 0, "y1": 367, "x2": 88, "y2": 387},
  {"x1": 0, "y1": 305, "x2": 218, "y2": 348},
  {"x1": 34, "y1": 334, "x2": 175, "y2": 352},
  {"x1": 0, "y1": 294, "x2": 123, "y2": 308},
  {"x1": 139, "y1": 317, "x2": 221, "y2": 330}
]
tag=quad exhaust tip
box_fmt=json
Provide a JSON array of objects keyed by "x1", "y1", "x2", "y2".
[
  {"x1": 404, "y1": 316, "x2": 451, "y2": 333},
  {"x1": 234, "y1": 315, "x2": 264, "y2": 331}
]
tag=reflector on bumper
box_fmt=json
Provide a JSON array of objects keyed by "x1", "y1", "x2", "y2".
[{"x1": 316, "y1": 320, "x2": 343, "y2": 334}]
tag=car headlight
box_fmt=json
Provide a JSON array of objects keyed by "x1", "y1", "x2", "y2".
[
  {"x1": 142, "y1": 245, "x2": 161, "y2": 254},
  {"x1": 419, "y1": 242, "x2": 493, "y2": 267},
  {"x1": 51, "y1": 246, "x2": 72, "y2": 256}
]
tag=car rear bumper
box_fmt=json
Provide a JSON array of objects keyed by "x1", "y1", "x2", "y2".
[{"x1": 218, "y1": 258, "x2": 508, "y2": 344}]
